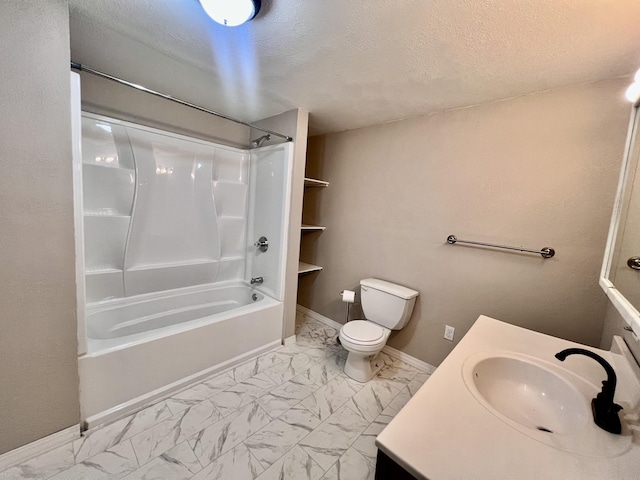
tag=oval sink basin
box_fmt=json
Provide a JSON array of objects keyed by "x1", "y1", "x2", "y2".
[
  {"x1": 463, "y1": 354, "x2": 590, "y2": 434},
  {"x1": 462, "y1": 351, "x2": 633, "y2": 458}
]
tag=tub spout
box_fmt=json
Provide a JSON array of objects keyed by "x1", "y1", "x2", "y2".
[{"x1": 250, "y1": 277, "x2": 264, "y2": 285}]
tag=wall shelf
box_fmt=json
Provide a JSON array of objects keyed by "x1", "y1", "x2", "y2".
[
  {"x1": 127, "y1": 259, "x2": 219, "y2": 271},
  {"x1": 304, "y1": 177, "x2": 329, "y2": 188},
  {"x1": 220, "y1": 255, "x2": 244, "y2": 262},
  {"x1": 84, "y1": 211, "x2": 131, "y2": 218},
  {"x1": 301, "y1": 224, "x2": 326, "y2": 231},
  {"x1": 86, "y1": 267, "x2": 123, "y2": 275},
  {"x1": 298, "y1": 261, "x2": 323, "y2": 274},
  {"x1": 82, "y1": 162, "x2": 134, "y2": 173}
]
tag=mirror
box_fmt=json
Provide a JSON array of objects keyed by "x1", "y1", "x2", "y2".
[{"x1": 601, "y1": 103, "x2": 640, "y2": 336}]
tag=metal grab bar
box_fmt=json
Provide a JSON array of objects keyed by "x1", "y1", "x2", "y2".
[{"x1": 446, "y1": 235, "x2": 555, "y2": 259}]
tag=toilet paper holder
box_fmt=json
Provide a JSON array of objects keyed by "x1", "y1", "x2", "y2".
[{"x1": 340, "y1": 290, "x2": 356, "y2": 323}]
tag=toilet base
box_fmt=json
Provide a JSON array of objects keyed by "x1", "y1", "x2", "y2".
[{"x1": 344, "y1": 351, "x2": 384, "y2": 383}]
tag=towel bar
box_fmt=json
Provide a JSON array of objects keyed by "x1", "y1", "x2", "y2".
[{"x1": 446, "y1": 235, "x2": 555, "y2": 258}]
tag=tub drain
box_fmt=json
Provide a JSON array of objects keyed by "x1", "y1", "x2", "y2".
[{"x1": 536, "y1": 426, "x2": 553, "y2": 433}]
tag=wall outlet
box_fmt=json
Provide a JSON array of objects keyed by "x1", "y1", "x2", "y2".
[{"x1": 444, "y1": 325, "x2": 455, "y2": 342}]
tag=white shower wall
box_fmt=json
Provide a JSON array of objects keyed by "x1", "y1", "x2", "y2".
[
  {"x1": 81, "y1": 113, "x2": 257, "y2": 302},
  {"x1": 246, "y1": 144, "x2": 294, "y2": 301}
]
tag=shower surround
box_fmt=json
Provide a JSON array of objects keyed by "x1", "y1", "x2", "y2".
[{"x1": 73, "y1": 105, "x2": 293, "y2": 427}]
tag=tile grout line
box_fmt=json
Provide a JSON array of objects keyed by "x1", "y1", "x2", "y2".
[
  {"x1": 241, "y1": 338, "x2": 347, "y2": 475},
  {"x1": 318, "y1": 375, "x2": 413, "y2": 474},
  {"x1": 246, "y1": 444, "x2": 268, "y2": 473},
  {"x1": 176, "y1": 341, "x2": 332, "y2": 471},
  {"x1": 129, "y1": 437, "x2": 142, "y2": 472},
  {"x1": 262, "y1": 399, "x2": 324, "y2": 470}
]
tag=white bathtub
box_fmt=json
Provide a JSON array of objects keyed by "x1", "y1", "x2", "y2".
[{"x1": 79, "y1": 282, "x2": 283, "y2": 428}]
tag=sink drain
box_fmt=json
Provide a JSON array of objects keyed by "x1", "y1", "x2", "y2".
[{"x1": 536, "y1": 426, "x2": 553, "y2": 433}]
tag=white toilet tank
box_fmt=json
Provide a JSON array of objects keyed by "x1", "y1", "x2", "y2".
[{"x1": 360, "y1": 278, "x2": 419, "y2": 330}]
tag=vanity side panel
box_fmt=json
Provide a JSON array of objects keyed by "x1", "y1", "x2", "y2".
[{"x1": 600, "y1": 301, "x2": 640, "y2": 364}]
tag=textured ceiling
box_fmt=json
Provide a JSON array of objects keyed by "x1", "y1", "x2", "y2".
[{"x1": 69, "y1": 0, "x2": 640, "y2": 135}]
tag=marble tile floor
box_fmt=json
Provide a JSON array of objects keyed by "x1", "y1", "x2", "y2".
[{"x1": 0, "y1": 313, "x2": 432, "y2": 480}]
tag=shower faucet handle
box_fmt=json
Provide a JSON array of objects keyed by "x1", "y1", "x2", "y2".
[{"x1": 254, "y1": 236, "x2": 269, "y2": 252}]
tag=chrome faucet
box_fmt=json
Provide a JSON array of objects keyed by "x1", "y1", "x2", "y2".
[
  {"x1": 555, "y1": 348, "x2": 622, "y2": 434},
  {"x1": 254, "y1": 236, "x2": 269, "y2": 253},
  {"x1": 250, "y1": 277, "x2": 264, "y2": 285}
]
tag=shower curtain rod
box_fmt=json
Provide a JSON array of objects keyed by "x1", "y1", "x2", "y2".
[{"x1": 70, "y1": 61, "x2": 293, "y2": 142}]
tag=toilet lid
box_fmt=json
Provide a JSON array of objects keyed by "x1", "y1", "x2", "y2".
[{"x1": 342, "y1": 320, "x2": 386, "y2": 344}]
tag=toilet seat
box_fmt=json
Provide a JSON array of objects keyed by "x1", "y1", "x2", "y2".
[
  {"x1": 341, "y1": 320, "x2": 386, "y2": 345},
  {"x1": 339, "y1": 320, "x2": 390, "y2": 381}
]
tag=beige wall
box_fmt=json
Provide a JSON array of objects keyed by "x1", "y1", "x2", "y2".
[
  {"x1": 0, "y1": 0, "x2": 79, "y2": 454},
  {"x1": 299, "y1": 78, "x2": 630, "y2": 367},
  {"x1": 251, "y1": 110, "x2": 310, "y2": 340}
]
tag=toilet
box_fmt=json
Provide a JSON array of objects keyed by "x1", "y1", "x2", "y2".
[{"x1": 339, "y1": 278, "x2": 419, "y2": 382}]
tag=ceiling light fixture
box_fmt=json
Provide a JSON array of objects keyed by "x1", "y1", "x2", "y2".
[
  {"x1": 625, "y1": 68, "x2": 640, "y2": 103},
  {"x1": 199, "y1": 0, "x2": 261, "y2": 27}
]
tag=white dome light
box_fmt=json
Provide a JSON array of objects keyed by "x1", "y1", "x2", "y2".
[
  {"x1": 625, "y1": 82, "x2": 640, "y2": 103},
  {"x1": 199, "y1": 0, "x2": 261, "y2": 27}
]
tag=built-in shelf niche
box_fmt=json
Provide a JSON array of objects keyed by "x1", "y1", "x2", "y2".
[{"x1": 298, "y1": 177, "x2": 328, "y2": 275}]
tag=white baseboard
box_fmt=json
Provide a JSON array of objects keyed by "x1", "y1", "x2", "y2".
[
  {"x1": 84, "y1": 340, "x2": 281, "y2": 431},
  {"x1": 297, "y1": 304, "x2": 342, "y2": 330},
  {"x1": 381, "y1": 344, "x2": 436, "y2": 374},
  {"x1": 296, "y1": 304, "x2": 436, "y2": 374},
  {"x1": 283, "y1": 335, "x2": 296, "y2": 346},
  {"x1": 0, "y1": 425, "x2": 80, "y2": 472}
]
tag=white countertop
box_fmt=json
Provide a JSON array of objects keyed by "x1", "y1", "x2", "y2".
[{"x1": 376, "y1": 316, "x2": 640, "y2": 480}]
